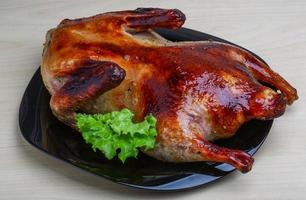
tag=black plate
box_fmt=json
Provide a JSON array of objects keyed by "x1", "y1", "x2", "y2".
[{"x1": 19, "y1": 28, "x2": 273, "y2": 191}]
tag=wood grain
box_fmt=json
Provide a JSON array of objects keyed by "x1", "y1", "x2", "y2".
[{"x1": 0, "y1": 0, "x2": 305, "y2": 199}]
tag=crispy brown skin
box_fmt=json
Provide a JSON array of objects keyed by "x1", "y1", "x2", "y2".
[{"x1": 41, "y1": 8, "x2": 298, "y2": 173}]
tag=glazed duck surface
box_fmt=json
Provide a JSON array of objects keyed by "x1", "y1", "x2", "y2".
[{"x1": 41, "y1": 8, "x2": 298, "y2": 173}]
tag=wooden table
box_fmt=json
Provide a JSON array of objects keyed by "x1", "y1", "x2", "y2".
[{"x1": 1, "y1": 0, "x2": 305, "y2": 199}]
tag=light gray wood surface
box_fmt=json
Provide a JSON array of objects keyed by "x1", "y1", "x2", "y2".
[{"x1": 1, "y1": 0, "x2": 305, "y2": 199}]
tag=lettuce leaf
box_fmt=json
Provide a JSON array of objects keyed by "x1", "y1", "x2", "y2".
[{"x1": 76, "y1": 109, "x2": 157, "y2": 163}]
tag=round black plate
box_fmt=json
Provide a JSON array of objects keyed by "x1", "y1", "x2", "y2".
[{"x1": 19, "y1": 28, "x2": 273, "y2": 191}]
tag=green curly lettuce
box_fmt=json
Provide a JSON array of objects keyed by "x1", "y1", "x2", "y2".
[{"x1": 76, "y1": 108, "x2": 157, "y2": 163}]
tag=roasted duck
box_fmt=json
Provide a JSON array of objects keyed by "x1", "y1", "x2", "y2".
[{"x1": 41, "y1": 8, "x2": 298, "y2": 173}]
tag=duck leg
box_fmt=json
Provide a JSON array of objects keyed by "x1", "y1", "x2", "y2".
[
  {"x1": 191, "y1": 137, "x2": 254, "y2": 173},
  {"x1": 112, "y1": 8, "x2": 186, "y2": 30},
  {"x1": 227, "y1": 45, "x2": 298, "y2": 104},
  {"x1": 147, "y1": 113, "x2": 254, "y2": 173}
]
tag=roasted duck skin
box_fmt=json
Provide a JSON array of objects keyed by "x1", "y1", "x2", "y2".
[{"x1": 41, "y1": 8, "x2": 298, "y2": 173}]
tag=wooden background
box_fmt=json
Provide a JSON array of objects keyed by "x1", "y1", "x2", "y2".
[{"x1": 0, "y1": 0, "x2": 305, "y2": 199}]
